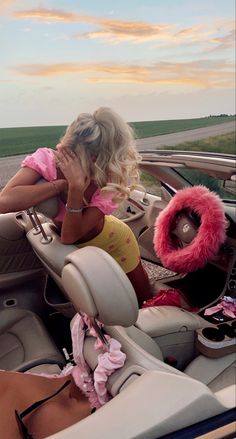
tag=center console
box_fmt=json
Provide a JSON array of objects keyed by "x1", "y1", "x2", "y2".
[{"x1": 135, "y1": 306, "x2": 213, "y2": 370}]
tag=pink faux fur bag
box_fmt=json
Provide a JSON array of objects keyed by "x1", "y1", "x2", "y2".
[{"x1": 153, "y1": 185, "x2": 227, "y2": 273}]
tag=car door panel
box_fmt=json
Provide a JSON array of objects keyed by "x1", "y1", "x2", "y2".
[{"x1": 0, "y1": 213, "x2": 45, "y2": 311}]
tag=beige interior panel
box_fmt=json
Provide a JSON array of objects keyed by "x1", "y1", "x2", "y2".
[{"x1": 47, "y1": 371, "x2": 230, "y2": 439}]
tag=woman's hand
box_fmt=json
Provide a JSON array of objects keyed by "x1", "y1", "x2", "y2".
[{"x1": 54, "y1": 149, "x2": 90, "y2": 193}]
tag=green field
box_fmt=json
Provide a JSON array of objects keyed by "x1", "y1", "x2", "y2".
[
  {"x1": 167, "y1": 132, "x2": 236, "y2": 155},
  {"x1": 0, "y1": 115, "x2": 235, "y2": 158},
  {"x1": 131, "y1": 115, "x2": 235, "y2": 138}
]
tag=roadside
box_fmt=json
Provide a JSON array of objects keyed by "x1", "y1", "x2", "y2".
[
  {"x1": 0, "y1": 121, "x2": 235, "y2": 189},
  {"x1": 136, "y1": 120, "x2": 235, "y2": 149}
]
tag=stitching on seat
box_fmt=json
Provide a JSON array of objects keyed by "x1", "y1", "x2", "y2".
[
  {"x1": 0, "y1": 331, "x2": 24, "y2": 361},
  {"x1": 0, "y1": 311, "x2": 34, "y2": 333}
]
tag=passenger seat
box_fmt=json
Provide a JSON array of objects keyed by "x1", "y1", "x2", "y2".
[{"x1": 0, "y1": 308, "x2": 65, "y2": 372}]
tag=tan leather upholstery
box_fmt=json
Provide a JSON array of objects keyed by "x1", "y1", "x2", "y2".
[
  {"x1": 135, "y1": 306, "x2": 213, "y2": 369},
  {"x1": 184, "y1": 353, "x2": 236, "y2": 393},
  {"x1": 0, "y1": 308, "x2": 65, "y2": 371},
  {"x1": 63, "y1": 247, "x2": 139, "y2": 326},
  {"x1": 34, "y1": 178, "x2": 59, "y2": 218},
  {"x1": 0, "y1": 213, "x2": 42, "y2": 276},
  {"x1": 61, "y1": 246, "x2": 236, "y2": 408}
]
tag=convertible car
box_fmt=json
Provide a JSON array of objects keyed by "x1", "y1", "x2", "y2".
[{"x1": 0, "y1": 150, "x2": 235, "y2": 438}]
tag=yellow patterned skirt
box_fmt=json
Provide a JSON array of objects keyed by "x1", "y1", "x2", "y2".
[{"x1": 77, "y1": 215, "x2": 140, "y2": 273}]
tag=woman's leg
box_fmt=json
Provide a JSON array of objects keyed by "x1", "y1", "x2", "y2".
[{"x1": 127, "y1": 261, "x2": 152, "y2": 307}]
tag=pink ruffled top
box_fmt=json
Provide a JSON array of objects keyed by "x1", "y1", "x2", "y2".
[{"x1": 21, "y1": 147, "x2": 118, "y2": 221}]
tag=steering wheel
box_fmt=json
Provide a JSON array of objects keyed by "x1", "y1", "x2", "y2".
[
  {"x1": 171, "y1": 209, "x2": 200, "y2": 247},
  {"x1": 153, "y1": 186, "x2": 227, "y2": 273}
]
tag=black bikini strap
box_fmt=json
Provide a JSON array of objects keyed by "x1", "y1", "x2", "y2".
[{"x1": 19, "y1": 379, "x2": 71, "y2": 419}]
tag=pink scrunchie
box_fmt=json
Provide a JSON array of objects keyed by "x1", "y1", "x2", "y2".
[
  {"x1": 27, "y1": 313, "x2": 126, "y2": 410},
  {"x1": 69, "y1": 313, "x2": 126, "y2": 408}
]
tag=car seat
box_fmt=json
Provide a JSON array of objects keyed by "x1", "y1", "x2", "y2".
[
  {"x1": 0, "y1": 307, "x2": 65, "y2": 372},
  {"x1": 55, "y1": 246, "x2": 235, "y2": 438}
]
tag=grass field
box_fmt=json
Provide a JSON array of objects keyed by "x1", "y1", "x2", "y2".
[
  {"x1": 167, "y1": 132, "x2": 236, "y2": 155},
  {"x1": 131, "y1": 115, "x2": 235, "y2": 138},
  {"x1": 0, "y1": 115, "x2": 235, "y2": 157}
]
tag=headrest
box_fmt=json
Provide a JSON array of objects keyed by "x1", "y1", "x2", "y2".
[
  {"x1": 62, "y1": 246, "x2": 139, "y2": 327},
  {"x1": 34, "y1": 178, "x2": 59, "y2": 218}
]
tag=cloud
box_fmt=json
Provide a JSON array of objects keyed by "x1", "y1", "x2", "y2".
[
  {"x1": 13, "y1": 8, "x2": 83, "y2": 22},
  {"x1": 0, "y1": 0, "x2": 16, "y2": 12},
  {"x1": 210, "y1": 29, "x2": 235, "y2": 52},
  {"x1": 12, "y1": 7, "x2": 211, "y2": 45},
  {"x1": 14, "y1": 8, "x2": 171, "y2": 42},
  {"x1": 12, "y1": 59, "x2": 235, "y2": 89},
  {"x1": 13, "y1": 7, "x2": 235, "y2": 51},
  {"x1": 75, "y1": 20, "x2": 172, "y2": 43},
  {"x1": 12, "y1": 63, "x2": 149, "y2": 77}
]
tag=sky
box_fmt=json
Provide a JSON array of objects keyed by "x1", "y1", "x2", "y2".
[{"x1": 0, "y1": 0, "x2": 235, "y2": 127}]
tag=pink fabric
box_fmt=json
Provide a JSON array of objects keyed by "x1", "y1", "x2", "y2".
[
  {"x1": 142, "y1": 288, "x2": 199, "y2": 312},
  {"x1": 21, "y1": 148, "x2": 57, "y2": 181},
  {"x1": 69, "y1": 313, "x2": 101, "y2": 408},
  {"x1": 204, "y1": 297, "x2": 236, "y2": 319},
  {"x1": 28, "y1": 313, "x2": 126, "y2": 409},
  {"x1": 66, "y1": 313, "x2": 126, "y2": 408},
  {"x1": 89, "y1": 189, "x2": 119, "y2": 215},
  {"x1": 154, "y1": 185, "x2": 227, "y2": 273},
  {"x1": 94, "y1": 338, "x2": 126, "y2": 405},
  {"x1": 21, "y1": 147, "x2": 118, "y2": 219}
]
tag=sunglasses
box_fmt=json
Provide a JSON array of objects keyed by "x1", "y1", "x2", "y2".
[{"x1": 15, "y1": 379, "x2": 71, "y2": 439}]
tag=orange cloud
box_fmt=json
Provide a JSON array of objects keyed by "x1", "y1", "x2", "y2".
[
  {"x1": 210, "y1": 29, "x2": 235, "y2": 51},
  {"x1": 12, "y1": 60, "x2": 235, "y2": 89},
  {"x1": 13, "y1": 7, "x2": 235, "y2": 49},
  {"x1": 14, "y1": 8, "x2": 171, "y2": 43},
  {"x1": 76, "y1": 19, "x2": 171, "y2": 43},
  {"x1": 87, "y1": 76, "x2": 208, "y2": 88},
  {"x1": 173, "y1": 24, "x2": 213, "y2": 43},
  {"x1": 0, "y1": 0, "x2": 16, "y2": 12},
  {"x1": 13, "y1": 8, "x2": 85, "y2": 22},
  {"x1": 13, "y1": 63, "x2": 149, "y2": 77}
]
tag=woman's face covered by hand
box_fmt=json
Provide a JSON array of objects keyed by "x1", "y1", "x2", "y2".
[{"x1": 54, "y1": 146, "x2": 90, "y2": 192}]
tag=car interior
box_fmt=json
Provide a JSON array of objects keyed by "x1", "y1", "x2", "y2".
[{"x1": 0, "y1": 151, "x2": 235, "y2": 438}]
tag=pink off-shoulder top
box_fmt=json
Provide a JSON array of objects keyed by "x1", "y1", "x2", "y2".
[{"x1": 21, "y1": 147, "x2": 118, "y2": 222}]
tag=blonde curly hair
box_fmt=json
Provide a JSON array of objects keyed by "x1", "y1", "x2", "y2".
[{"x1": 60, "y1": 107, "x2": 141, "y2": 202}]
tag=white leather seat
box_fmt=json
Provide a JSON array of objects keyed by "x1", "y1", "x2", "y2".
[
  {"x1": 0, "y1": 308, "x2": 65, "y2": 371},
  {"x1": 185, "y1": 352, "x2": 236, "y2": 393},
  {"x1": 61, "y1": 247, "x2": 235, "y2": 408}
]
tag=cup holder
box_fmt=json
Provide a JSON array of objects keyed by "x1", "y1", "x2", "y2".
[
  {"x1": 202, "y1": 323, "x2": 236, "y2": 342},
  {"x1": 196, "y1": 321, "x2": 236, "y2": 358},
  {"x1": 231, "y1": 320, "x2": 236, "y2": 329},
  {"x1": 202, "y1": 327, "x2": 224, "y2": 342}
]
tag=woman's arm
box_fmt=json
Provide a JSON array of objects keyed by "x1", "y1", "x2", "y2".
[
  {"x1": 60, "y1": 183, "x2": 104, "y2": 244},
  {"x1": 0, "y1": 167, "x2": 66, "y2": 213},
  {"x1": 55, "y1": 149, "x2": 104, "y2": 244}
]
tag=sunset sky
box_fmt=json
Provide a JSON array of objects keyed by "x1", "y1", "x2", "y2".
[{"x1": 0, "y1": 0, "x2": 235, "y2": 127}]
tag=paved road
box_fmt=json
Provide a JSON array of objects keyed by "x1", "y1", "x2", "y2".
[
  {"x1": 0, "y1": 121, "x2": 235, "y2": 189},
  {"x1": 136, "y1": 120, "x2": 235, "y2": 149}
]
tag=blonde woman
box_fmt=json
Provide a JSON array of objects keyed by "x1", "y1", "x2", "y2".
[{"x1": 0, "y1": 107, "x2": 151, "y2": 306}]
